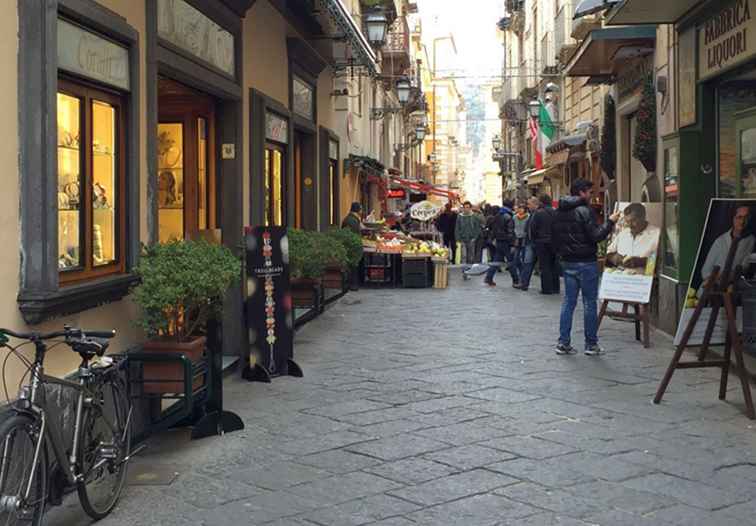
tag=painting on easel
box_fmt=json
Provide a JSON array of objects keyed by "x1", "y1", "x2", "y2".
[
  {"x1": 674, "y1": 199, "x2": 756, "y2": 345},
  {"x1": 599, "y1": 202, "x2": 662, "y2": 304}
]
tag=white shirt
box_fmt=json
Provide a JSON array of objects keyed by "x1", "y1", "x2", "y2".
[
  {"x1": 701, "y1": 230, "x2": 755, "y2": 282},
  {"x1": 608, "y1": 224, "x2": 661, "y2": 259}
]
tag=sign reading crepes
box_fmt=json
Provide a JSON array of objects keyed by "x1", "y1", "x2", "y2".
[{"x1": 699, "y1": 0, "x2": 756, "y2": 80}]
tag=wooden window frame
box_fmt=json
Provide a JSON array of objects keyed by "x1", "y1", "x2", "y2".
[{"x1": 58, "y1": 77, "x2": 127, "y2": 285}]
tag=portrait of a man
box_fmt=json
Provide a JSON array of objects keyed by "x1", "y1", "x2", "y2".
[
  {"x1": 606, "y1": 203, "x2": 661, "y2": 276},
  {"x1": 700, "y1": 205, "x2": 756, "y2": 288}
]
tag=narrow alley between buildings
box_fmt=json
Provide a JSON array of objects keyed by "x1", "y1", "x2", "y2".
[{"x1": 49, "y1": 272, "x2": 756, "y2": 526}]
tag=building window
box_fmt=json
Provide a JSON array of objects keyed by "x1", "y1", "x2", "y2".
[
  {"x1": 292, "y1": 75, "x2": 314, "y2": 121},
  {"x1": 328, "y1": 138, "x2": 339, "y2": 226},
  {"x1": 57, "y1": 79, "x2": 126, "y2": 283},
  {"x1": 662, "y1": 143, "x2": 679, "y2": 277}
]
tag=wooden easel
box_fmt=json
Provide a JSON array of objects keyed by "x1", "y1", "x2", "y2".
[
  {"x1": 654, "y1": 236, "x2": 755, "y2": 419},
  {"x1": 598, "y1": 300, "x2": 650, "y2": 348}
]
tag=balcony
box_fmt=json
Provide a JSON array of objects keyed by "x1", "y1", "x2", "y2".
[
  {"x1": 382, "y1": 16, "x2": 411, "y2": 77},
  {"x1": 541, "y1": 33, "x2": 558, "y2": 75},
  {"x1": 571, "y1": 13, "x2": 601, "y2": 41},
  {"x1": 555, "y1": 2, "x2": 578, "y2": 64}
]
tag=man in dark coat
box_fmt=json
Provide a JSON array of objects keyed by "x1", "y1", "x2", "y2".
[
  {"x1": 484, "y1": 201, "x2": 518, "y2": 287},
  {"x1": 342, "y1": 202, "x2": 363, "y2": 234},
  {"x1": 530, "y1": 194, "x2": 560, "y2": 295},
  {"x1": 551, "y1": 179, "x2": 620, "y2": 356},
  {"x1": 437, "y1": 203, "x2": 458, "y2": 263}
]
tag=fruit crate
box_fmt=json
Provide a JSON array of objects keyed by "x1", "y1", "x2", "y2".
[
  {"x1": 364, "y1": 253, "x2": 393, "y2": 267},
  {"x1": 402, "y1": 258, "x2": 432, "y2": 288}
]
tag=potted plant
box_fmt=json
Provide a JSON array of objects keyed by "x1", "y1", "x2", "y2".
[
  {"x1": 597, "y1": 239, "x2": 609, "y2": 273},
  {"x1": 323, "y1": 228, "x2": 363, "y2": 290},
  {"x1": 321, "y1": 230, "x2": 351, "y2": 290},
  {"x1": 132, "y1": 239, "x2": 241, "y2": 393},
  {"x1": 288, "y1": 228, "x2": 329, "y2": 309}
]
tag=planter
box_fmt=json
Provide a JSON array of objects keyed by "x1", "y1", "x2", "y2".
[
  {"x1": 597, "y1": 257, "x2": 606, "y2": 273},
  {"x1": 291, "y1": 278, "x2": 322, "y2": 309},
  {"x1": 322, "y1": 265, "x2": 347, "y2": 290},
  {"x1": 142, "y1": 336, "x2": 206, "y2": 394}
]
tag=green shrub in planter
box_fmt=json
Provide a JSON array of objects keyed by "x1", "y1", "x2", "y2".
[
  {"x1": 327, "y1": 228, "x2": 363, "y2": 269},
  {"x1": 314, "y1": 230, "x2": 348, "y2": 269},
  {"x1": 288, "y1": 228, "x2": 327, "y2": 280},
  {"x1": 132, "y1": 240, "x2": 241, "y2": 342}
]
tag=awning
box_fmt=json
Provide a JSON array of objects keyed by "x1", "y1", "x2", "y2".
[
  {"x1": 606, "y1": 0, "x2": 702, "y2": 26},
  {"x1": 347, "y1": 154, "x2": 385, "y2": 177},
  {"x1": 574, "y1": 0, "x2": 620, "y2": 19},
  {"x1": 547, "y1": 132, "x2": 587, "y2": 154},
  {"x1": 389, "y1": 176, "x2": 460, "y2": 201},
  {"x1": 315, "y1": 0, "x2": 379, "y2": 75},
  {"x1": 527, "y1": 168, "x2": 550, "y2": 186},
  {"x1": 565, "y1": 25, "x2": 657, "y2": 77}
]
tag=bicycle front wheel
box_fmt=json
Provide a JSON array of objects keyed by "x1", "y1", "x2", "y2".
[
  {"x1": 0, "y1": 414, "x2": 46, "y2": 526},
  {"x1": 76, "y1": 375, "x2": 130, "y2": 520}
]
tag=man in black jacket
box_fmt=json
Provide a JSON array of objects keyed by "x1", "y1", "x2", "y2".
[
  {"x1": 484, "y1": 200, "x2": 518, "y2": 287},
  {"x1": 530, "y1": 194, "x2": 560, "y2": 295},
  {"x1": 552, "y1": 179, "x2": 620, "y2": 356}
]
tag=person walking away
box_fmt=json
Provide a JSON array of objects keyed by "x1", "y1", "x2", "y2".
[
  {"x1": 473, "y1": 205, "x2": 487, "y2": 263},
  {"x1": 341, "y1": 202, "x2": 364, "y2": 290},
  {"x1": 531, "y1": 194, "x2": 560, "y2": 295},
  {"x1": 517, "y1": 197, "x2": 540, "y2": 291},
  {"x1": 484, "y1": 200, "x2": 519, "y2": 287},
  {"x1": 437, "y1": 203, "x2": 458, "y2": 263},
  {"x1": 484, "y1": 206, "x2": 499, "y2": 264},
  {"x1": 455, "y1": 201, "x2": 483, "y2": 278},
  {"x1": 552, "y1": 178, "x2": 620, "y2": 356},
  {"x1": 512, "y1": 203, "x2": 529, "y2": 283}
]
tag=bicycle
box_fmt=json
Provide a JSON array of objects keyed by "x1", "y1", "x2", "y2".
[{"x1": 0, "y1": 325, "x2": 138, "y2": 524}]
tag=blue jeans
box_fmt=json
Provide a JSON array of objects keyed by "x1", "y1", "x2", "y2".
[
  {"x1": 559, "y1": 261, "x2": 600, "y2": 349},
  {"x1": 518, "y1": 243, "x2": 536, "y2": 289},
  {"x1": 485, "y1": 240, "x2": 518, "y2": 283}
]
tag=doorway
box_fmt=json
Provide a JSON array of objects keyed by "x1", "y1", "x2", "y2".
[
  {"x1": 736, "y1": 109, "x2": 756, "y2": 198},
  {"x1": 293, "y1": 129, "x2": 317, "y2": 229},
  {"x1": 157, "y1": 78, "x2": 217, "y2": 243}
]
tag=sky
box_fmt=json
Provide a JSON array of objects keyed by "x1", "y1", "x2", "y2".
[{"x1": 416, "y1": 0, "x2": 504, "y2": 90}]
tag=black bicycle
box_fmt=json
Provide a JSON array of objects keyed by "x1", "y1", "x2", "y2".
[{"x1": 0, "y1": 326, "x2": 136, "y2": 524}]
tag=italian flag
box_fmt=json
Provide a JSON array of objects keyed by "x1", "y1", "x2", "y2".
[{"x1": 539, "y1": 101, "x2": 556, "y2": 167}]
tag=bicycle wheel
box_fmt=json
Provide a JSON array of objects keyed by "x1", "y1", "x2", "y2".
[
  {"x1": 0, "y1": 415, "x2": 46, "y2": 526},
  {"x1": 76, "y1": 375, "x2": 130, "y2": 520}
]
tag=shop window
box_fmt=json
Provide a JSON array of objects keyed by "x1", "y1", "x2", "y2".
[
  {"x1": 329, "y1": 159, "x2": 339, "y2": 225},
  {"x1": 264, "y1": 144, "x2": 285, "y2": 226},
  {"x1": 718, "y1": 84, "x2": 756, "y2": 197},
  {"x1": 57, "y1": 80, "x2": 125, "y2": 283},
  {"x1": 662, "y1": 142, "x2": 679, "y2": 277}
]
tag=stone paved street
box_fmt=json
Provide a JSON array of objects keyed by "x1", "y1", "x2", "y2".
[{"x1": 48, "y1": 270, "x2": 756, "y2": 525}]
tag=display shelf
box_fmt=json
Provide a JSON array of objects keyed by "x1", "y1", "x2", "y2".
[{"x1": 57, "y1": 144, "x2": 80, "y2": 153}]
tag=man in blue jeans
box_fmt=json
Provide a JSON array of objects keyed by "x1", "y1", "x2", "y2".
[{"x1": 551, "y1": 179, "x2": 620, "y2": 356}]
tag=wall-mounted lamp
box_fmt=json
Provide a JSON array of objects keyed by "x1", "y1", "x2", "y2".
[{"x1": 365, "y1": 10, "x2": 389, "y2": 48}]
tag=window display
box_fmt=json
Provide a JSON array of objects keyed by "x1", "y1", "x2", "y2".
[
  {"x1": 264, "y1": 144, "x2": 284, "y2": 226},
  {"x1": 158, "y1": 123, "x2": 184, "y2": 243},
  {"x1": 57, "y1": 80, "x2": 125, "y2": 282},
  {"x1": 663, "y1": 144, "x2": 679, "y2": 277}
]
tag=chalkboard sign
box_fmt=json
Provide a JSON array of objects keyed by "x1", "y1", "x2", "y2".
[{"x1": 244, "y1": 227, "x2": 296, "y2": 379}]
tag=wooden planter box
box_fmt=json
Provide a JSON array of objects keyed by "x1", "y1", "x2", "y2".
[
  {"x1": 291, "y1": 278, "x2": 322, "y2": 309},
  {"x1": 322, "y1": 265, "x2": 347, "y2": 290},
  {"x1": 142, "y1": 336, "x2": 206, "y2": 394}
]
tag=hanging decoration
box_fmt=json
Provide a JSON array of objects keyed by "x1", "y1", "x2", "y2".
[
  {"x1": 632, "y1": 73, "x2": 657, "y2": 173},
  {"x1": 600, "y1": 93, "x2": 616, "y2": 180}
]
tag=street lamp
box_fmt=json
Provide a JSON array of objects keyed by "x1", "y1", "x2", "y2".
[
  {"x1": 396, "y1": 77, "x2": 412, "y2": 104},
  {"x1": 528, "y1": 100, "x2": 541, "y2": 119},
  {"x1": 415, "y1": 127, "x2": 426, "y2": 141},
  {"x1": 365, "y1": 11, "x2": 389, "y2": 48},
  {"x1": 492, "y1": 135, "x2": 502, "y2": 151}
]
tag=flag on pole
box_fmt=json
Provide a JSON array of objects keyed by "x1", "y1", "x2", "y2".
[
  {"x1": 539, "y1": 100, "x2": 557, "y2": 162},
  {"x1": 528, "y1": 115, "x2": 542, "y2": 169}
]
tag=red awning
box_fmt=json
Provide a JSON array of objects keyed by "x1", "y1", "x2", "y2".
[{"x1": 388, "y1": 176, "x2": 460, "y2": 202}]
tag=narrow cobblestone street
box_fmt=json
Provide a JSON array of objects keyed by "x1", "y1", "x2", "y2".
[{"x1": 50, "y1": 271, "x2": 756, "y2": 525}]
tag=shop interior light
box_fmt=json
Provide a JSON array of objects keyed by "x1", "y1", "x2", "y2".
[
  {"x1": 396, "y1": 78, "x2": 412, "y2": 104},
  {"x1": 365, "y1": 11, "x2": 389, "y2": 48}
]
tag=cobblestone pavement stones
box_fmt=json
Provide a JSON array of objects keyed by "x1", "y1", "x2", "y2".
[{"x1": 46, "y1": 270, "x2": 756, "y2": 525}]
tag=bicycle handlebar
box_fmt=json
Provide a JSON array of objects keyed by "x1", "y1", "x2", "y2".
[{"x1": 0, "y1": 326, "x2": 116, "y2": 342}]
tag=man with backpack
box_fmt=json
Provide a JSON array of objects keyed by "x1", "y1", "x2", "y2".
[{"x1": 484, "y1": 200, "x2": 519, "y2": 287}]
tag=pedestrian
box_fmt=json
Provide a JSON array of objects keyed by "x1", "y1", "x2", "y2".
[
  {"x1": 484, "y1": 200, "x2": 518, "y2": 287},
  {"x1": 455, "y1": 201, "x2": 483, "y2": 276},
  {"x1": 512, "y1": 203, "x2": 529, "y2": 283},
  {"x1": 531, "y1": 194, "x2": 560, "y2": 295},
  {"x1": 341, "y1": 202, "x2": 365, "y2": 290},
  {"x1": 552, "y1": 178, "x2": 621, "y2": 356},
  {"x1": 517, "y1": 197, "x2": 540, "y2": 291},
  {"x1": 341, "y1": 202, "x2": 363, "y2": 234},
  {"x1": 484, "y1": 206, "x2": 498, "y2": 264},
  {"x1": 437, "y1": 203, "x2": 458, "y2": 263},
  {"x1": 473, "y1": 204, "x2": 487, "y2": 263}
]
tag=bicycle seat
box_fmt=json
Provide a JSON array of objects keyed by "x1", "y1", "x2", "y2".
[{"x1": 71, "y1": 337, "x2": 110, "y2": 357}]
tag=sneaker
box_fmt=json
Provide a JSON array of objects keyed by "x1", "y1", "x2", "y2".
[
  {"x1": 584, "y1": 345, "x2": 605, "y2": 356},
  {"x1": 555, "y1": 343, "x2": 577, "y2": 355},
  {"x1": 485, "y1": 280, "x2": 496, "y2": 287}
]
